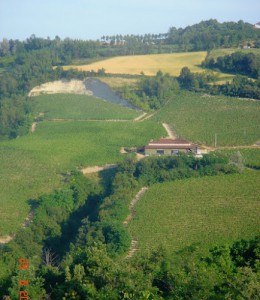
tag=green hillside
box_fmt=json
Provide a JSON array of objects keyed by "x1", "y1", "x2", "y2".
[
  {"x1": 32, "y1": 94, "x2": 141, "y2": 120},
  {"x1": 0, "y1": 117, "x2": 164, "y2": 236},
  {"x1": 129, "y1": 170, "x2": 260, "y2": 254},
  {"x1": 154, "y1": 91, "x2": 260, "y2": 146}
]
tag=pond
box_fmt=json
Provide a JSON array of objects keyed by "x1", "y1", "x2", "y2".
[{"x1": 84, "y1": 78, "x2": 140, "y2": 110}]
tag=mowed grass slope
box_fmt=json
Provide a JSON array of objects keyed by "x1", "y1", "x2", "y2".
[
  {"x1": 154, "y1": 91, "x2": 260, "y2": 146},
  {"x1": 129, "y1": 171, "x2": 260, "y2": 254},
  {"x1": 64, "y1": 52, "x2": 208, "y2": 76},
  {"x1": 0, "y1": 120, "x2": 165, "y2": 236},
  {"x1": 31, "y1": 94, "x2": 141, "y2": 120}
]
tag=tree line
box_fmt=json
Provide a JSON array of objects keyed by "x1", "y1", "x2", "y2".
[
  {"x1": 119, "y1": 71, "x2": 180, "y2": 110},
  {"x1": 202, "y1": 51, "x2": 260, "y2": 79},
  {"x1": 1, "y1": 19, "x2": 259, "y2": 61},
  {"x1": 178, "y1": 66, "x2": 260, "y2": 99},
  {"x1": 167, "y1": 19, "x2": 260, "y2": 51},
  {"x1": 101, "y1": 19, "x2": 260, "y2": 52},
  {"x1": 119, "y1": 67, "x2": 260, "y2": 112}
]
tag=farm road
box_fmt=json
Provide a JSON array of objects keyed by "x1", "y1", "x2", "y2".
[
  {"x1": 162, "y1": 123, "x2": 177, "y2": 139},
  {"x1": 124, "y1": 186, "x2": 148, "y2": 259}
]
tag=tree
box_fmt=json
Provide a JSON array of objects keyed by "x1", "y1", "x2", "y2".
[{"x1": 178, "y1": 67, "x2": 198, "y2": 90}]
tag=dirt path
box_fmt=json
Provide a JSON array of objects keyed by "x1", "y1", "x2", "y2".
[
  {"x1": 140, "y1": 113, "x2": 155, "y2": 121},
  {"x1": 81, "y1": 164, "x2": 117, "y2": 175},
  {"x1": 124, "y1": 187, "x2": 148, "y2": 259},
  {"x1": 31, "y1": 112, "x2": 45, "y2": 133},
  {"x1": 31, "y1": 122, "x2": 37, "y2": 132},
  {"x1": 125, "y1": 238, "x2": 138, "y2": 259},
  {"x1": 46, "y1": 118, "x2": 131, "y2": 122},
  {"x1": 134, "y1": 112, "x2": 147, "y2": 121},
  {"x1": 133, "y1": 112, "x2": 155, "y2": 122},
  {"x1": 162, "y1": 123, "x2": 177, "y2": 139}
]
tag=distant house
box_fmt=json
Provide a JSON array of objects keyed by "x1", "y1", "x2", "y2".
[
  {"x1": 144, "y1": 138, "x2": 199, "y2": 156},
  {"x1": 254, "y1": 22, "x2": 260, "y2": 29}
]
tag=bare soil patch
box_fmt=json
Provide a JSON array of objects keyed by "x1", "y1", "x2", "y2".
[
  {"x1": 31, "y1": 122, "x2": 37, "y2": 133},
  {"x1": 120, "y1": 147, "x2": 128, "y2": 154},
  {"x1": 29, "y1": 80, "x2": 93, "y2": 97},
  {"x1": 0, "y1": 235, "x2": 14, "y2": 244},
  {"x1": 81, "y1": 164, "x2": 117, "y2": 175}
]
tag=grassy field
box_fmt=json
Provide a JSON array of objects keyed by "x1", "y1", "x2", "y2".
[
  {"x1": 31, "y1": 94, "x2": 141, "y2": 120},
  {"x1": 0, "y1": 120, "x2": 164, "y2": 236},
  {"x1": 64, "y1": 52, "x2": 208, "y2": 76},
  {"x1": 129, "y1": 170, "x2": 260, "y2": 254},
  {"x1": 154, "y1": 91, "x2": 260, "y2": 146},
  {"x1": 98, "y1": 77, "x2": 138, "y2": 89}
]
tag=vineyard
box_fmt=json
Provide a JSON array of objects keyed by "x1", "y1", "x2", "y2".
[
  {"x1": 129, "y1": 170, "x2": 260, "y2": 254},
  {"x1": 32, "y1": 93, "x2": 141, "y2": 120},
  {"x1": 0, "y1": 116, "x2": 164, "y2": 236},
  {"x1": 154, "y1": 91, "x2": 260, "y2": 146}
]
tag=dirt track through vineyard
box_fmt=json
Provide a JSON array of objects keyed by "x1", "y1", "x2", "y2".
[
  {"x1": 124, "y1": 187, "x2": 148, "y2": 259},
  {"x1": 162, "y1": 123, "x2": 177, "y2": 139}
]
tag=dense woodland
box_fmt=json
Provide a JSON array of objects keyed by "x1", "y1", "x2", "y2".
[{"x1": 166, "y1": 19, "x2": 260, "y2": 50}]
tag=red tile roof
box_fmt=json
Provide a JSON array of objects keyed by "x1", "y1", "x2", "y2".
[{"x1": 145, "y1": 138, "x2": 197, "y2": 150}]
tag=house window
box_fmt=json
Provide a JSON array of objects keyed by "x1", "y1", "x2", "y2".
[
  {"x1": 171, "y1": 149, "x2": 179, "y2": 155},
  {"x1": 156, "y1": 150, "x2": 164, "y2": 155}
]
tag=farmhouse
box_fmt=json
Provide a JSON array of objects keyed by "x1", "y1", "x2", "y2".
[
  {"x1": 254, "y1": 22, "x2": 260, "y2": 29},
  {"x1": 144, "y1": 138, "x2": 198, "y2": 156}
]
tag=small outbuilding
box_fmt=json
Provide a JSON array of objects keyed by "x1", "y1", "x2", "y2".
[
  {"x1": 144, "y1": 138, "x2": 198, "y2": 156},
  {"x1": 254, "y1": 22, "x2": 260, "y2": 29}
]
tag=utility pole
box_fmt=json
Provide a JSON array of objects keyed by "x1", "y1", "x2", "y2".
[{"x1": 214, "y1": 133, "x2": 217, "y2": 148}]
